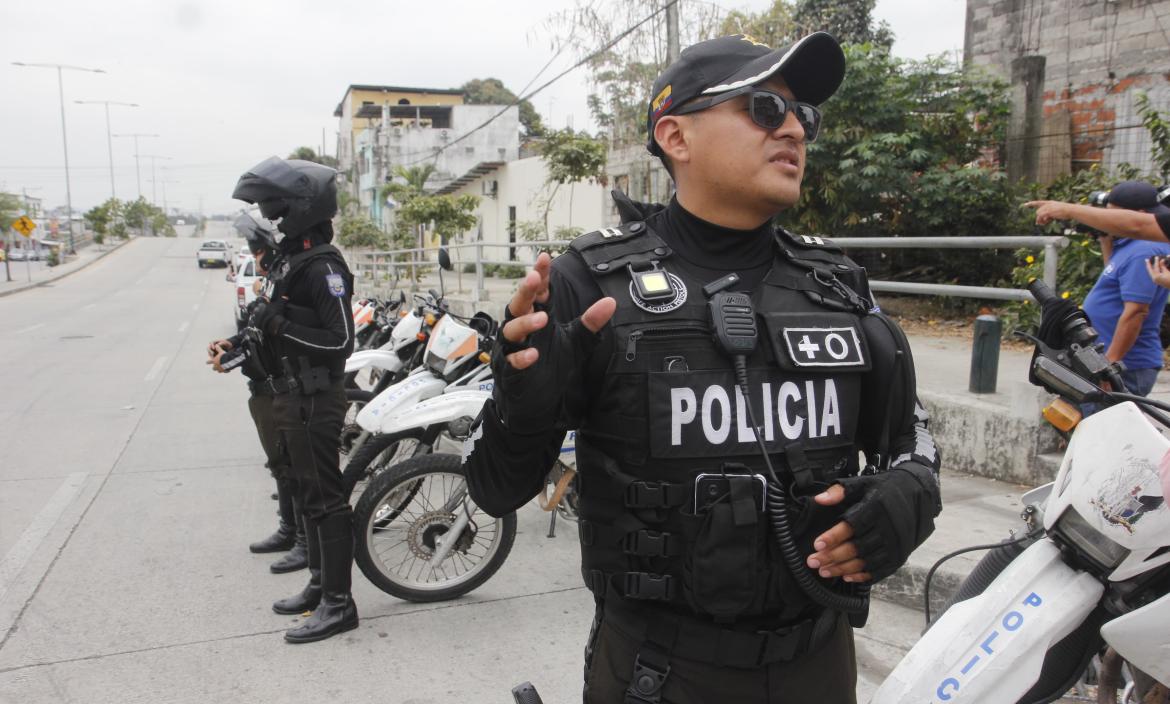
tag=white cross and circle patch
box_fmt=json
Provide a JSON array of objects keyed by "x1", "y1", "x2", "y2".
[{"x1": 782, "y1": 326, "x2": 865, "y2": 367}]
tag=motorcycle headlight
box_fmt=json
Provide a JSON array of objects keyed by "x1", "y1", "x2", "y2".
[{"x1": 1051, "y1": 508, "x2": 1130, "y2": 572}]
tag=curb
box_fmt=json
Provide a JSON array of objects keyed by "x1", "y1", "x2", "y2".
[
  {"x1": 871, "y1": 559, "x2": 964, "y2": 616},
  {"x1": 0, "y1": 238, "x2": 133, "y2": 299}
]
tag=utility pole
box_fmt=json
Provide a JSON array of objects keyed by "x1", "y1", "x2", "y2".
[
  {"x1": 12, "y1": 62, "x2": 106, "y2": 254},
  {"x1": 113, "y1": 133, "x2": 159, "y2": 200},
  {"x1": 75, "y1": 100, "x2": 138, "y2": 202},
  {"x1": 666, "y1": 0, "x2": 681, "y2": 63},
  {"x1": 140, "y1": 155, "x2": 171, "y2": 206}
]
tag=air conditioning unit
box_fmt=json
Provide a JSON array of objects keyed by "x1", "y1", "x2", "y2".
[{"x1": 482, "y1": 180, "x2": 498, "y2": 197}]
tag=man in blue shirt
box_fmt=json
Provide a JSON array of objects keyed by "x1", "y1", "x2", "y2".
[{"x1": 1082, "y1": 181, "x2": 1170, "y2": 404}]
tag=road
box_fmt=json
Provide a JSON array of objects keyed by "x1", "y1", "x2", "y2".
[{"x1": 0, "y1": 230, "x2": 920, "y2": 703}]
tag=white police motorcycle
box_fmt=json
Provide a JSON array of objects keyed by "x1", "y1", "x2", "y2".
[{"x1": 872, "y1": 281, "x2": 1169, "y2": 704}]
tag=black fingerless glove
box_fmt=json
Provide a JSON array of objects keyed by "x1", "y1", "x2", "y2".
[
  {"x1": 838, "y1": 463, "x2": 942, "y2": 582},
  {"x1": 491, "y1": 316, "x2": 603, "y2": 434}
]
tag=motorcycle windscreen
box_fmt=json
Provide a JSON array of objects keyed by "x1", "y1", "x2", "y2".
[
  {"x1": 872, "y1": 539, "x2": 1102, "y2": 704},
  {"x1": 1043, "y1": 402, "x2": 1170, "y2": 582},
  {"x1": 1100, "y1": 590, "x2": 1170, "y2": 687}
]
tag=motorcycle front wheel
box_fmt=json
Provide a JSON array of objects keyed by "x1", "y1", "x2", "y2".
[{"x1": 353, "y1": 453, "x2": 516, "y2": 603}]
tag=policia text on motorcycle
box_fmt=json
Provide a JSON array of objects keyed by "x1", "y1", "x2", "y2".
[
  {"x1": 463, "y1": 33, "x2": 942, "y2": 703},
  {"x1": 212, "y1": 157, "x2": 359, "y2": 644}
]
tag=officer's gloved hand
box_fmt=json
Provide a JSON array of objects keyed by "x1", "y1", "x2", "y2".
[
  {"x1": 836, "y1": 463, "x2": 942, "y2": 582},
  {"x1": 252, "y1": 297, "x2": 287, "y2": 336},
  {"x1": 493, "y1": 252, "x2": 616, "y2": 433}
]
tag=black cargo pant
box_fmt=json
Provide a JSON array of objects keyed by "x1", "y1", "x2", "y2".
[
  {"x1": 271, "y1": 379, "x2": 350, "y2": 523},
  {"x1": 583, "y1": 608, "x2": 858, "y2": 704},
  {"x1": 246, "y1": 392, "x2": 292, "y2": 482}
]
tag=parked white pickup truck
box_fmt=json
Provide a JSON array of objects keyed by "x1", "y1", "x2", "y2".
[{"x1": 197, "y1": 240, "x2": 230, "y2": 268}]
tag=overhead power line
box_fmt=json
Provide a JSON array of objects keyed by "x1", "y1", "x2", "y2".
[{"x1": 396, "y1": 0, "x2": 680, "y2": 166}]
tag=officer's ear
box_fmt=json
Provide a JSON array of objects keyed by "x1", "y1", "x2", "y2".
[{"x1": 654, "y1": 115, "x2": 693, "y2": 171}]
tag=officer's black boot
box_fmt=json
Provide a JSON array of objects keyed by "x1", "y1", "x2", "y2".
[
  {"x1": 249, "y1": 479, "x2": 296, "y2": 553},
  {"x1": 269, "y1": 494, "x2": 308, "y2": 573},
  {"x1": 284, "y1": 512, "x2": 358, "y2": 643},
  {"x1": 272, "y1": 518, "x2": 321, "y2": 615}
]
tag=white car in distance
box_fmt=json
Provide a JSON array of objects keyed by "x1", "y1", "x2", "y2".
[
  {"x1": 197, "y1": 240, "x2": 230, "y2": 268},
  {"x1": 234, "y1": 255, "x2": 262, "y2": 331}
]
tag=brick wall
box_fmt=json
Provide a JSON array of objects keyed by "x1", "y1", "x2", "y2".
[{"x1": 966, "y1": 0, "x2": 1170, "y2": 174}]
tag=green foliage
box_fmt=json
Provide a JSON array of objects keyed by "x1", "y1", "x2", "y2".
[
  {"x1": 395, "y1": 194, "x2": 480, "y2": 241},
  {"x1": 0, "y1": 192, "x2": 21, "y2": 231},
  {"x1": 1001, "y1": 164, "x2": 1147, "y2": 332},
  {"x1": 774, "y1": 45, "x2": 1015, "y2": 287},
  {"x1": 337, "y1": 215, "x2": 388, "y2": 249},
  {"x1": 461, "y1": 78, "x2": 545, "y2": 137},
  {"x1": 287, "y1": 146, "x2": 339, "y2": 169},
  {"x1": 540, "y1": 128, "x2": 607, "y2": 186},
  {"x1": 720, "y1": 0, "x2": 892, "y2": 48},
  {"x1": 484, "y1": 263, "x2": 527, "y2": 278},
  {"x1": 1136, "y1": 92, "x2": 1170, "y2": 182},
  {"x1": 110, "y1": 197, "x2": 171, "y2": 236},
  {"x1": 381, "y1": 164, "x2": 436, "y2": 206},
  {"x1": 46, "y1": 248, "x2": 59, "y2": 267}
]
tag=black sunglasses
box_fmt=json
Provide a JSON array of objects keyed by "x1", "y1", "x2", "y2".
[{"x1": 672, "y1": 87, "x2": 822, "y2": 142}]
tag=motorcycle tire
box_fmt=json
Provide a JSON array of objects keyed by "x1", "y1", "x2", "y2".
[
  {"x1": 341, "y1": 427, "x2": 427, "y2": 498},
  {"x1": 353, "y1": 453, "x2": 517, "y2": 603}
]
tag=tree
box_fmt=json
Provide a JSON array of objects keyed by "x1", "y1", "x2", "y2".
[
  {"x1": 0, "y1": 192, "x2": 21, "y2": 232},
  {"x1": 538, "y1": 128, "x2": 607, "y2": 231},
  {"x1": 461, "y1": 78, "x2": 545, "y2": 137},
  {"x1": 1136, "y1": 92, "x2": 1170, "y2": 182},
  {"x1": 84, "y1": 198, "x2": 122, "y2": 242},
  {"x1": 790, "y1": 0, "x2": 893, "y2": 48},
  {"x1": 122, "y1": 197, "x2": 173, "y2": 237},
  {"x1": 287, "y1": 146, "x2": 339, "y2": 169},
  {"x1": 381, "y1": 164, "x2": 437, "y2": 208},
  {"x1": 395, "y1": 194, "x2": 481, "y2": 243},
  {"x1": 337, "y1": 215, "x2": 388, "y2": 249}
]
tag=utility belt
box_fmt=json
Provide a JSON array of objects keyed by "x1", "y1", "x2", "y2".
[
  {"x1": 247, "y1": 378, "x2": 278, "y2": 397},
  {"x1": 603, "y1": 595, "x2": 840, "y2": 669},
  {"x1": 253, "y1": 357, "x2": 338, "y2": 396}
]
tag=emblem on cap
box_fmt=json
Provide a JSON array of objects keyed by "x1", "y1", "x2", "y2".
[
  {"x1": 630, "y1": 271, "x2": 687, "y2": 314},
  {"x1": 651, "y1": 85, "x2": 673, "y2": 119}
]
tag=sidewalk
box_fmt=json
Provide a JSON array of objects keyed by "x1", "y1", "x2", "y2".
[{"x1": 0, "y1": 238, "x2": 133, "y2": 298}]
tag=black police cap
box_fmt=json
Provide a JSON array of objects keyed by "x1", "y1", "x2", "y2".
[{"x1": 646, "y1": 32, "x2": 846, "y2": 156}]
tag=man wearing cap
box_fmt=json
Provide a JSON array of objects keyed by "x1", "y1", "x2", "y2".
[
  {"x1": 1062, "y1": 182, "x2": 1170, "y2": 407},
  {"x1": 1026, "y1": 182, "x2": 1170, "y2": 243},
  {"x1": 464, "y1": 32, "x2": 941, "y2": 703}
]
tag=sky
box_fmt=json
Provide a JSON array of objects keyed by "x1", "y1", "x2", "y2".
[{"x1": 1, "y1": 0, "x2": 968, "y2": 218}]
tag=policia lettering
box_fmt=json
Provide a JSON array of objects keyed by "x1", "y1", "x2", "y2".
[{"x1": 667, "y1": 377, "x2": 843, "y2": 448}]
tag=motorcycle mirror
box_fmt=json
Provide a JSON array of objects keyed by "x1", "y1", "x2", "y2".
[{"x1": 438, "y1": 247, "x2": 453, "y2": 272}]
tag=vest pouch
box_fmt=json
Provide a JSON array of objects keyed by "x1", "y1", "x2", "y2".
[{"x1": 685, "y1": 475, "x2": 764, "y2": 619}]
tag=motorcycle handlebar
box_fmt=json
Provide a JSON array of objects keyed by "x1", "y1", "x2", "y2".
[{"x1": 1027, "y1": 279, "x2": 1058, "y2": 307}]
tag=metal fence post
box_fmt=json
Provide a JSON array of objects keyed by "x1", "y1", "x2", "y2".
[
  {"x1": 969, "y1": 314, "x2": 1002, "y2": 394},
  {"x1": 1043, "y1": 242, "x2": 1058, "y2": 290},
  {"x1": 476, "y1": 243, "x2": 487, "y2": 302}
]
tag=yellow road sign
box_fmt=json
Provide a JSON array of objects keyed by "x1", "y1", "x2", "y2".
[{"x1": 12, "y1": 216, "x2": 36, "y2": 238}]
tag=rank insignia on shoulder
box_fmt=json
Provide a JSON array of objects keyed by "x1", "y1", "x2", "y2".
[
  {"x1": 325, "y1": 273, "x2": 346, "y2": 297},
  {"x1": 628, "y1": 263, "x2": 686, "y2": 314}
]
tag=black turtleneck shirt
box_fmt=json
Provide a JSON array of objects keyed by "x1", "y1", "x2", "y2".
[{"x1": 547, "y1": 197, "x2": 777, "y2": 323}]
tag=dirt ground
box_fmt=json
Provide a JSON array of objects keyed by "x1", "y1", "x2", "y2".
[{"x1": 879, "y1": 295, "x2": 1035, "y2": 350}]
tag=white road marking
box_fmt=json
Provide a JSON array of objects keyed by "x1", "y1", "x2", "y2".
[
  {"x1": 144, "y1": 356, "x2": 168, "y2": 382},
  {"x1": 15, "y1": 323, "x2": 45, "y2": 334},
  {"x1": 178, "y1": 321, "x2": 190, "y2": 334},
  {"x1": 0, "y1": 472, "x2": 88, "y2": 604}
]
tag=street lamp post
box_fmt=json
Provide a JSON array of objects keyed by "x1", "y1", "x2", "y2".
[
  {"x1": 12, "y1": 61, "x2": 106, "y2": 254},
  {"x1": 141, "y1": 155, "x2": 171, "y2": 207},
  {"x1": 74, "y1": 100, "x2": 138, "y2": 202},
  {"x1": 112, "y1": 133, "x2": 159, "y2": 201}
]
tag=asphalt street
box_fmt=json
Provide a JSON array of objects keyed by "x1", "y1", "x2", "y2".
[{"x1": 0, "y1": 230, "x2": 921, "y2": 703}]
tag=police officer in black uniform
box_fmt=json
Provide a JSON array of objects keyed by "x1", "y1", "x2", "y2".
[
  {"x1": 463, "y1": 33, "x2": 942, "y2": 702},
  {"x1": 232, "y1": 157, "x2": 359, "y2": 644},
  {"x1": 208, "y1": 210, "x2": 309, "y2": 574}
]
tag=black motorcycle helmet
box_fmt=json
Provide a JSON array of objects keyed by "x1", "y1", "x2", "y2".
[
  {"x1": 233, "y1": 209, "x2": 279, "y2": 270},
  {"x1": 232, "y1": 157, "x2": 338, "y2": 250}
]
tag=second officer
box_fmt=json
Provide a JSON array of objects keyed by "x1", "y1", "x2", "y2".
[{"x1": 232, "y1": 156, "x2": 358, "y2": 644}]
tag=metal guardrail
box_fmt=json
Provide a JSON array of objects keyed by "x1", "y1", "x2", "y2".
[{"x1": 351, "y1": 235, "x2": 1069, "y2": 305}]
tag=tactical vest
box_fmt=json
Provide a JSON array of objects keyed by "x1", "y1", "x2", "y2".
[
  {"x1": 266, "y1": 244, "x2": 354, "y2": 374},
  {"x1": 570, "y1": 220, "x2": 875, "y2": 624}
]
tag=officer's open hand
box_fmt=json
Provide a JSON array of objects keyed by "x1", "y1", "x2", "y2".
[
  {"x1": 501, "y1": 253, "x2": 616, "y2": 370},
  {"x1": 493, "y1": 253, "x2": 616, "y2": 431},
  {"x1": 809, "y1": 465, "x2": 941, "y2": 584},
  {"x1": 808, "y1": 486, "x2": 870, "y2": 583}
]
